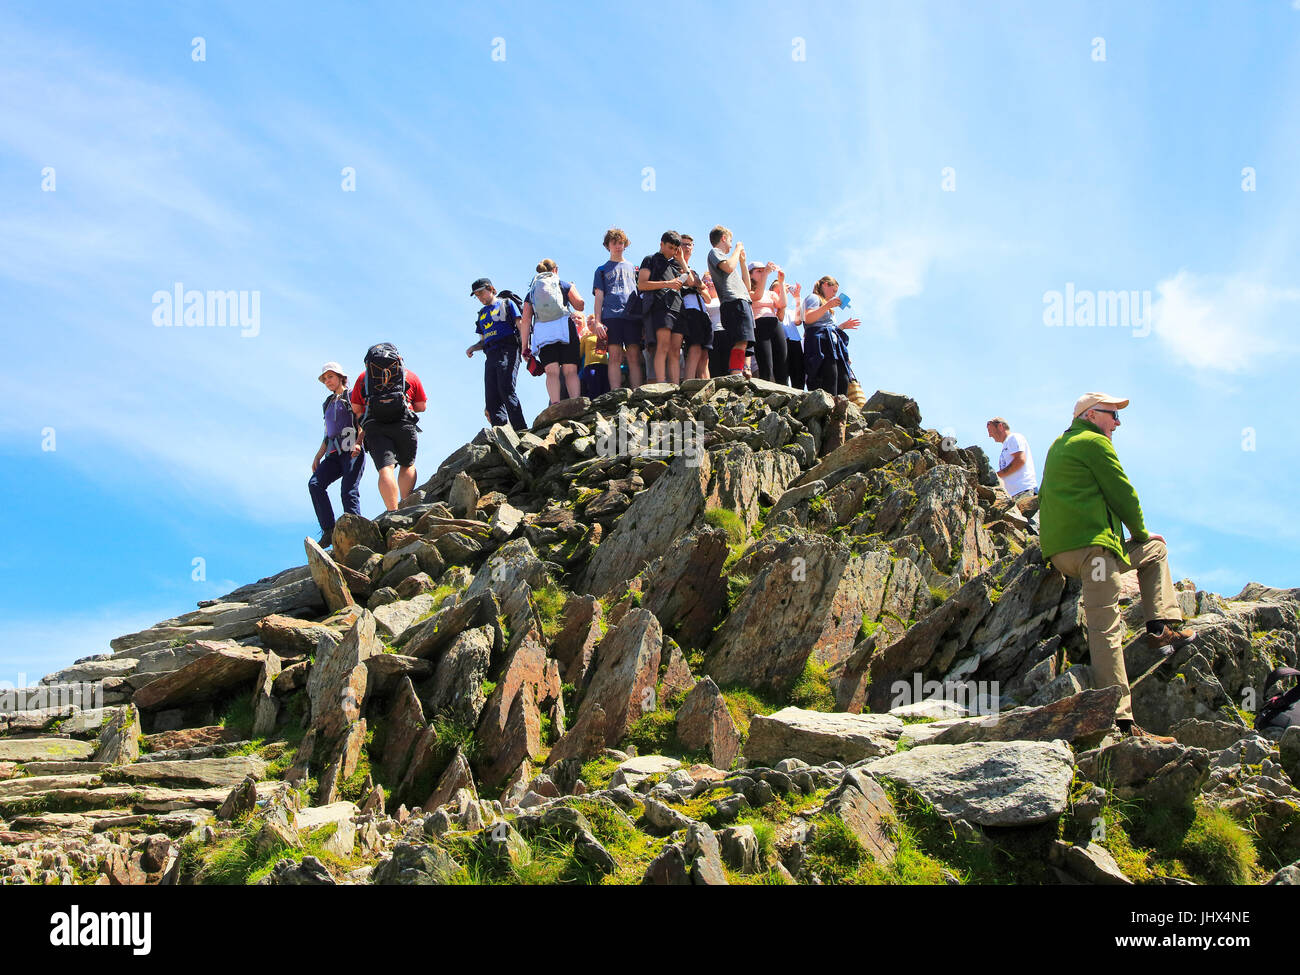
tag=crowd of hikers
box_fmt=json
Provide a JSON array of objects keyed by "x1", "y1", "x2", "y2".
[
  {"x1": 309, "y1": 224, "x2": 865, "y2": 543},
  {"x1": 302, "y1": 224, "x2": 1300, "y2": 742}
]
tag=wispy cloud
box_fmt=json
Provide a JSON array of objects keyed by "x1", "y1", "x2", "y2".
[{"x1": 1150, "y1": 269, "x2": 1300, "y2": 373}]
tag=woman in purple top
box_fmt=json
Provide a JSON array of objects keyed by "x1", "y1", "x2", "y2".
[{"x1": 309, "y1": 362, "x2": 366, "y2": 547}]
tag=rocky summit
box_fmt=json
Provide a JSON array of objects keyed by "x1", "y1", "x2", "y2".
[{"x1": 4, "y1": 380, "x2": 1298, "y2": 886}]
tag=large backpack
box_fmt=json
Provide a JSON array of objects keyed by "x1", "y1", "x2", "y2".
[
  {"x1": 528, "y1": 272, "x2": 566, "y2": 323},
  {"x1": 362, "y1": 343, "x2": 408, "y2": 424},
  {"x1": 1256, "y1": 667, "x2": 1300, "y2": 731}
]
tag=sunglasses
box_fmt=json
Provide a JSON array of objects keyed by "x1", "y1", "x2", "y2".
[{"x1": 1090, "y1": 408, "x2": 1120, "y2": 420}]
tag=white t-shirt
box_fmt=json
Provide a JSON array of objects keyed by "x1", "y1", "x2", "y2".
[{"x1": 998, "y1": 432, "x2": 1038, "y2": 495}]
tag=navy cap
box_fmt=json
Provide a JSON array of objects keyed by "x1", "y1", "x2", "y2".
[{"x1": 471, "y1": 277, "x2": 493, "y2": 295}]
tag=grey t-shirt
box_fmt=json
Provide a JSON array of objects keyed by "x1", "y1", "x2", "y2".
[{"x1": 708, "y1": 247, "x2": 750, "y2": 305}]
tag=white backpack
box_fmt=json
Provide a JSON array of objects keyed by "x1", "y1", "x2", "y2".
[{"x1": 528, "y1": 271, "x2": 567, "y2": 322}]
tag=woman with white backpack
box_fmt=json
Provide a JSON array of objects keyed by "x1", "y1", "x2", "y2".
[{"x1": 520, "y1": 258, "x2": 586, "y2": 404}]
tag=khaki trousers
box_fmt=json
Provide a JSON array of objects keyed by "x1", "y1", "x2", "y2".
[{"x1": 1049, "y1": 538, "x2": 1182, "y2": 722}]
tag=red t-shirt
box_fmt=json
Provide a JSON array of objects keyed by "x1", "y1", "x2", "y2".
[{"x1": 350, "y1": 369, "x2": 427, "y2": 412}]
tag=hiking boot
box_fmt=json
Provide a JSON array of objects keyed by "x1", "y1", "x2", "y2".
[
  {"x1": 1147, "y1": 624, "x2": 1196, "y2": 655},
  {"x1": 1120, "y1": 722, "x2": 1177, "y2": 745},
  {"x1": 318, "y1": 530, "x2": 333, "y2": 549}
]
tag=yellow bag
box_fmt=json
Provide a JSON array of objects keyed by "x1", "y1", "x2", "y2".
[{"x1": 846, "y1": 380, "x2": 867, "y2": 409}]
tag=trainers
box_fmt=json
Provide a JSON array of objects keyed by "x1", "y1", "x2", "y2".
[
  {"x1": 1121, "y1": 722, "x2": 1177, "y2": 745},
  {"x1": 1147, "y1": 624, "x2": 1196, "y2": 654}
]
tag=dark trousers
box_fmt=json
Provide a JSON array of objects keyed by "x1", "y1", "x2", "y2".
[
  {"x1": 309, "y1": 450, "x2": 365, "y2": 534},
  {"x1": 580, "y1": 364, "x2": 610, "y2": 399},
  {"x1": 485, "y1": 341, "x2": 527, "y2": 430},
  {"x1": 785, "y1": 337, "x2": 804, "y2": 389},
  {"x1": 753, "y1": 317, "x2": 787, "y2": 384},
  {"x1": 708, "y1": 339, "x2": 731, "y2": 379}
]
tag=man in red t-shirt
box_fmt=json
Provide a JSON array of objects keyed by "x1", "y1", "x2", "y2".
[{"x1": 349, "y1": 355, "x2": 428, "y2": 511}]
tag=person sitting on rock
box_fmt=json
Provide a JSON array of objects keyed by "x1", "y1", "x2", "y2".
[{"x1": 1038, "y1": 392, "x2": 1196, "y2": 743}]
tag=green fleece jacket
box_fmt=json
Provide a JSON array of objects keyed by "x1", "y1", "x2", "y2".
[{"x1": 1038, "y1": 417, "x2": 1148, "y2": 568}]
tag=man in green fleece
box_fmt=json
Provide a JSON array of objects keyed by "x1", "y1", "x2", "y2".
[{"x1": 1039, "y1": 392, "x2": 1196, "y2": 743}]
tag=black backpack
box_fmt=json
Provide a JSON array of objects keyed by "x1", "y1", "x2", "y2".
[
  {"x1": 1256, "y1": 666, "x2": 1300, "y2": 731},
  {"x1": 362, "y1": 343, "x2": 409, "y2": 425}
]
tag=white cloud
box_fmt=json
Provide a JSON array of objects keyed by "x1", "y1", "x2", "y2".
[{"x1": 1150, "y1": 269, "x2": 1300, "y2": 373}]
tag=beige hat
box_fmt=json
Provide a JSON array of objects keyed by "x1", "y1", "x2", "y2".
[
  {"x1": 1073, "y1": 391, "x2": 1129, "y2": 419},
  {"x1": 319, "y1": 361, "x2": 345, "y2": 383}
]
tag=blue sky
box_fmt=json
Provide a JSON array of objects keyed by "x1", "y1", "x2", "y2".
[{"x1": 2, "y1": 1, "x2": 1298, "y2": 681}]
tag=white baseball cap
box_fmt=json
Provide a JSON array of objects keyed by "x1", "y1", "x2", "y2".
[{"x1": 319, "y1": 361, "x2": 345, "y2": 383}]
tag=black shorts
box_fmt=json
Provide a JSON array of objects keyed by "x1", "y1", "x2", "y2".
[
  {"x1": 681, "y1": 308, "x2": 713, "y2": 349},
  {"x1": 719, "y1": 298, "x2": 756, "y2": 347},
  {"x1": 648, "y1": 301, "x2": 678, "y2": 339},
  {"x1": 604, "y1": 316, "x2": 642, "y2": 349},
  {"x1": 363, "y1": 419, "x2": 418, "y2": 470},
  {"x1": 538, "y1": 318, "x2": 581, "y2": 367}
]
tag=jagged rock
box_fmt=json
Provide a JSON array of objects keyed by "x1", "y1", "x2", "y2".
[
  {"x1": 638, "y1": 527, "x2": 730, "y2": 650},
  {"x1": 709, "y1": 532, "x2": 900, "y2": 697},
  {"x1": 928, "y1": 687, "x2": 1120, "y2": 746},
  {"x1": 551, "y1": 594, "x2": 604, "y2": 688},
  {"x1": 448, "y1": 471, "x2": 480, "y2": 520},
  {"x1": 317, "y1": 718, "x2": 368, "y2": 805},
  {"x1": 308, "y1": 610, "x2": 381, "y2": 741},
  {"x1": 660, "y1": 642, "x2": 696, "y2": 701},
  {"x1": 372, "y1": 594, "x2": 438, "y2": 642},
  {"x1": 1026, "y1": 665, "x2": 1093, "y2": 708},
  {"x1": 1172, "y1": 718, "x2": 1258, "y2": 752},
  {"x1": 400, "y1": 591, "x2": 498, "y2": 659},
  {"x1": 216, "y1": 774, "x2": 258, "y2": 820},
  {"x1": 1269, "y1": 860, "x2": 1300, "y2": 885},
  {"x1": 371, "y1": 842, "x2": 461, "y2": 885},
  {"x1": 132, "y1": 647, "x2": 265, "y2": 712},
  {"x1": 868, "y1": 739, "x2": 1075, "y2": 827},
  {"x1": 745, "y1": 708, "x2": 903, "y2": 766},
  {"x1": 549, "y1": 609, "x2": 663, "y2": 764},
  {"x1": 675, "y1": 678, "x2": 741, "y2": 770},
  {"x1": 250, "y1": 651, "x2": 282, "y2": 738},
  {"x1": 109, "y1": 756, "x2": 267, "y2": 788},
  {"x1": 363, "y1": 652, "x2": 433, "y2": 697},
  {"x1": 718, "y1": 824, "x2": 760, "y2": 872},
  {"x1": 1076, "y1": 738, "x2": 1212, "y2": 807},
  {"x1": 791, "y1": 427, "x2": 909, "y2": 489},
  {"x1": 582, "y1": 452, "x2": 714, "y2": 597},
  {"x1": 642, "y1": 843, "x2": 691, "y2": 884},
  {"x1": 305, "y1": 536, "x2": 356, "y2": 613},
  {"x1": 1048, "y1": 840, "x2": 1132, "y2": 885},
  {"x1": 423, "y1": 625, "x2": 494, "y2": 727},
  {"x1": 297, "y1": 801, "x2": 357, "y2": 858},
  {"x1": 424, "y1": 749, "x2": 477, "y2": 813},
  {"x1": 641, "y1": 797, "x2": 694, "y2": 835},
  {"x1": 332, "y1": 513, "x2": 385, "y2": 562},
  {"x1": 820, "y1": 768, "x2": 897, "y2": 865},
  {"x1": 609, "y1": 755, "x2": 682, "y2": 791},
  {"x1": 142, "y1": 726, "x2": 242, "y2": 753},
  {"x1": 684, "y1": 822, "x2": 728, "y2": 885},
  {"x1": 0, "y1": 739, "x2": 96, "y2": 762},
  {"x1": 474, "y1": 632, "x2": 561, "y2": 786},
  {"x1": 93, "y1": 705, "x2": 142, "y2": 765},
  {"x1": 255, "y1": 615, "x2": 336, "y2": 656},
  {"x1": 257, "y1": 855, "x2": 337, "y2": 885}
]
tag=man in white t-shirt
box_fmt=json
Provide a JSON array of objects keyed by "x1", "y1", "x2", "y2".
[{"x1": 987, "y1": 417, "x2": 1038, "y2": 526}]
